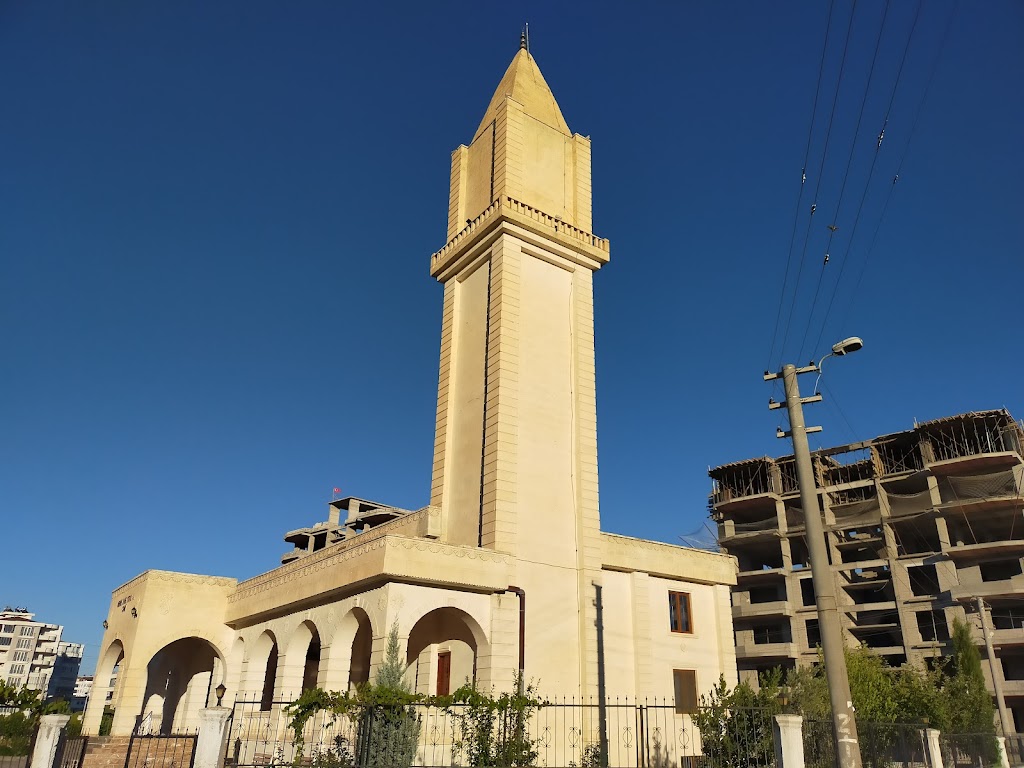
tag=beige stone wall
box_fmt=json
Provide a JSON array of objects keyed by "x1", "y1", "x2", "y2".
[{"x1": 600, "y1": 570, "x2": 739, "y2": 703}]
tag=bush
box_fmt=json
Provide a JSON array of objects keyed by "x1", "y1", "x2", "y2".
[
  {"x1": 0, "y1": 711, "x2": 35, "y2": 756},
  {"x1": 440, "y1": 677, "x2": 542, "y2": 768}
]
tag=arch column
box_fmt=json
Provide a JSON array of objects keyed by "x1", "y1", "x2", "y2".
[
  {"x1": 110, "y1": 661, "x2": 148, "y2": 735},
  {"x1": 83, "y1": 642, "x2": 123, "y2": 735},
  {"x1": 316, "y1": 642, "x2": 352, "y2": 692}
]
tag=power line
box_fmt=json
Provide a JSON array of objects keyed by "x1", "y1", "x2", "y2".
[
  {"x1": 767, "y1": 0, "x2": 837, "y2": 373},
  {"x1": 796, "y1": 0, "x2": 896, "y2": 362},
  {"x1": 779, "y1": 0, "x2": 860, "y2": 367},
  {"x1": 833, "y1": 0, "x2": 958, "y2": 336},
  {"x1": 810, "y1": 0, "x2": 930, "y2": 357}
]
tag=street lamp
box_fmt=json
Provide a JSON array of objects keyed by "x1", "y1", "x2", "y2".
[
  {"x1": 765, "y1": 338, "x2": 864, "y2": 768},
  {"x1": 215, "y1": 683, "x2": 227, "y2": 707}
]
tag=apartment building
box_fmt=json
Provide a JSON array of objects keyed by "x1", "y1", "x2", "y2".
[
  {"x1": 0, "y1": 608, "x2": 64, "y2": 693},
  {"x1": 47, "y1": 641, "x2": 84, "y2": 700},
  {"x1": 709, "y1": 410, "x2": 1024, "y2": 730}
]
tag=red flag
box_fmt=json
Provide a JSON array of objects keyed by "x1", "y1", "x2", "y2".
[{"x1": 333, "y1": 487, "x2": 341, "y2": 496}]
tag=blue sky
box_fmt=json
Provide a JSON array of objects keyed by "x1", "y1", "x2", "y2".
[{"x1": 2, "y1": 2, "x2": 1021, "y2": 675}]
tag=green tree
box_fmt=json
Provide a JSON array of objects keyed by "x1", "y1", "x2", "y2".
[
  {"x1": 357, "y1": 623, "x2": 421, "y2": 768},
  {"x1": 943, "y1": 618, "x2": 995, "y2": 735},
  {"x1": 0, "y1": 681, "x2": 41, "y2": 711}
]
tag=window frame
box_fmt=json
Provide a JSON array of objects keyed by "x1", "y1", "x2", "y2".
[{"x1": 668, "y1": 591, "x2": 693, "y2": 634}]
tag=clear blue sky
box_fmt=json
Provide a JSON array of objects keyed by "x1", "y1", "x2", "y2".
[{"x1": 3, "y1": 2, "x2": 1021, "y2": 675}]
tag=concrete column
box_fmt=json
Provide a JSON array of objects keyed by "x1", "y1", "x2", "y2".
[
  {"x1": 925, "y1": 729, "x2": 944, "y2": 768},
  {"x1": 29, "y1": 714, "x2": 70, "y2": 768},
  {"x1": 772, "y1": 714, "x2": 804, "y2": 768},
  {"x1": 195, "y1": 708, "x2": 232, "y2": 768},
  {"x1": 996, "y1": 736, "x2": 1010, "y2": 768}
]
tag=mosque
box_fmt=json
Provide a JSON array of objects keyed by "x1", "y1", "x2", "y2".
[{"x1": 82, "y1": 38, "x2": 738, "y2": 738}]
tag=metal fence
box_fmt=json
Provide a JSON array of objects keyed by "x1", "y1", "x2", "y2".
[
  {"x1": 55, "y1": 735, "x2": 88, "y2": 768},
  {"x1": 804, "y1": 721, "x2": 929, "y2": 768},
  {"x1": 941, "y1": 732, "x2": 1004, "y2": 768},
  {"x1": 0, "y1": 711, "x2": 35, "y2": 768},
  {"x1": 125, "y1": 731, "x2": 198, "y2": 768},
  {"x1": 226, "y1": 698, "x2": 776, "y2": 768}
]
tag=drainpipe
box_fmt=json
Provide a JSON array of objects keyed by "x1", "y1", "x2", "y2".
[
  {"x1": 593, "y1": 582, "x2": 608, "y2": 767},
  {"x1": 504, "y1": 586, "x2": 526, "y2": 694}
]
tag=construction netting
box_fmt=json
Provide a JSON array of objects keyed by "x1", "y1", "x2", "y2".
[{"x1": 937, "y1": 468, "x2": 1022, "y2": 504}]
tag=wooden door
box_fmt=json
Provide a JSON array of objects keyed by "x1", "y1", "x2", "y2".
[{"x1": 436, "y1": 651, "x2": 451, "y2": 696}]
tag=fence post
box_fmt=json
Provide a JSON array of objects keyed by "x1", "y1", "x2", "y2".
[
  {"x1": 924, "y1": 728, "x2": 943, "y2": 768},
  {"x1": 195, "y1": 708, "x2": 232, "y2": 768},
  {"x1": 996, "y1": 736, "x2": 1010, "y2": 768},
  {"x1": 773, "y1": 714, "x2": 804, "y2": 768},
  {"x1": 29, "y1": 714, "x2": 70, "y2": 768}
]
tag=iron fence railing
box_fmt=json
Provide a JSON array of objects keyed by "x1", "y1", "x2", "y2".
[
  {"x1": 941, "y1": 732, "x2": 1004, "y2": 768},
  {"x1": 225, "y1": 698, "x2": 776, "y2": 768},
  {"x1": 125, "y1": 731, "x2": 198, "y2": 768},
  {"x1": 804, "y1": 721, "x2": 929, "y2": 768}
]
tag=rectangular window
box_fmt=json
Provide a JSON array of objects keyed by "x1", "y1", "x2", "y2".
[
  {"x1": 9, "y1": 664, "x2": 24, "y2": 674},
  {"x1": 19, "y1": 627, "x2": 34, "y2": 637},
  {"x1": 16, "y1": 639, "x2": 31, "y2": 649},
  {"x1": 1, "y1": 626, "x2": 13, "y2": 634},
  {"x1": 12, "y1": 651, "x2": 28, "y2": 662},
  {"x1": 0, "y1": 638, "x2": 10, "y2": 646},
  {"x1": 673, "y1": 669, "x2": 698, "y2": 714},
  {"x1": 669, "y1": 591, "x2": 692, "y2": 634}
]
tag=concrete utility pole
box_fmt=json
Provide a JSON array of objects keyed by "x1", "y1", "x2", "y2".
[
  {"x1": 766, "y1": 350, "x2": 863, "y2": 768},
  {"x1": 976, "y1": 596, "x2": 1013, "y2": 736}
]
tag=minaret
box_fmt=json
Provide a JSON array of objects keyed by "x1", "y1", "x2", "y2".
[{"x1": 428, "y1": 40, "x2": 610, "y2": 695}]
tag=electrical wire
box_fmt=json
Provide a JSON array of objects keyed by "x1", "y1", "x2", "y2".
[
  {"x1": 779, "y1": 0, "x2": 860, "y2": 367},
  {"x1": 808, "y1": 0, "x2": 925, "y2": 359},
  {"x1": 796, "y1": 0, "x2": 900, "y2": 362},
  {"x1": 767, "y1": 0, "x2": 837, "y2": 373},
  {"x1": 832, "y1": 0, "x2": 958, "y2": 339}
]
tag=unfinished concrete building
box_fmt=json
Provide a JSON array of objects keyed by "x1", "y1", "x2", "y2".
[{"x1": 709, "y1": 409, "x2": 1024, "y2": 730}]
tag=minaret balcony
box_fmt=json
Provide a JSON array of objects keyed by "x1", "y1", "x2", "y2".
[{"x1": 430, "y1": 195, "x2": 609, "y2": 278}]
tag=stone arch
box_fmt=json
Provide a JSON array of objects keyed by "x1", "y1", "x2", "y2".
[
  {"x1": 242, "y1": 630, "x2": 279, "y2": 710},
  {"x1": 278, "y1": 620, "x2": 324, "y2": 699},
  {"x1": 224, "y1": 636, "x2": 245, "y2": 705},
  {"x1": 138, "y1": 636, "x2": 225, "y2": 734},
  {"x1": 83, "y1": 640, "x2": 125, "y2": 734},
  {"x1": 406, "y1": 607, "x2": 489, "y2": 696},
  {"x1": 318, "y1": 607, "x2": 374, "y2": 693}
]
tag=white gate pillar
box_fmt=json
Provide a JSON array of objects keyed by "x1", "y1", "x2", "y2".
[
  {"x1": 773, "y1": 714, "x2": 804, "y2": 768},
  {"x1": 195, "y1": 708, "x2": 233, "y2": 768},
  {"x1": 925, "y1": 728, "x2": 944, "y2": 768},
  {"x1": 29, "y1": 714, "x2": 71, "y2": 768}
]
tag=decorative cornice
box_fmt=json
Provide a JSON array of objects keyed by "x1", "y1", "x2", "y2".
[
  {"x1": 229, "y1": 519, "x2": 491, "y2": 606},
  {"x1": 113, "y1": 569, "x2": 236, "y2": 595}
]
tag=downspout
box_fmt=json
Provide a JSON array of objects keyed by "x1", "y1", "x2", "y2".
[{"x1": 505, "y1": 586, "x2": 526, "y2": 694}]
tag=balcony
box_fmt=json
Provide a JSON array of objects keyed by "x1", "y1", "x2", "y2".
[
  {"x1": 736, "y1": 642, "x2": 798, "y2": 660},
  {"x1": 928, "y1": 451, "x2": 1021, "y2": 477},
  {"x1": 945, "y1": 539, "x2": 1024, "y2": 562},
  {"x1": 991, "y1": 628, "x2": 1024, "y2": 647},
  {"x1": 950, "y1": 576, "x2": 1024, "y2": 602},
  {"x1": 733, "y1": 601, "x2": 793, "y2": 620},
  {"x1": 718, "y1": 525, "x2": 782, "y2": 544},
  {"x1": 715, "y1": 492, "x2": 780, "y2": 517},
  {"x1": 737, "y1": 567, "x2": 787, "y2": 583}
]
